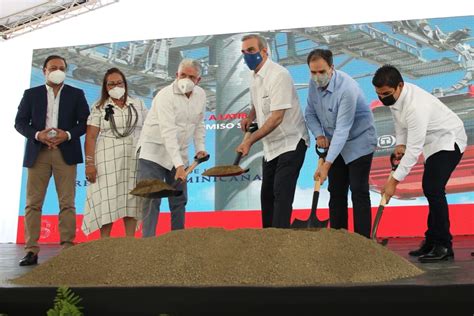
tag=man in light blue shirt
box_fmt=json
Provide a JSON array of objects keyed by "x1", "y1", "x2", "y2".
[{"x1": 305, "y1": 49, "x2": 377, "y2": 238}]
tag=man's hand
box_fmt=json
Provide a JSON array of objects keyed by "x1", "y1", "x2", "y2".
[
  {"x1": 195, "y1": 151, "x2": 208, "y2": 159},
  {"x1": 314, "y1": 161, "x2": 332, "y2": 184},
  {"x1": 37, "y1": 128, "x2": 56, "y2": 149},
  {"x1": 175, "y1": 165, "x2": 187, "y2": 181},
  {"x1": 85, "y1": 165, "x2": 97, "y2": 183},
  {"x1": 316, "y1": 136, "x2": 330, "y2": 149},
  {"x1": 236, "y1": 139, "x2": 252, "y2": 157},
  {"x1": 394, "y1": 145, "x2": 406, "y2": 160},
  {"x1": 381, "y1": 177, "x2": 399, "y2": 203},
  {"x1": 50, "y1": 128, "x2": 69, "y2": 147},
  {"x1": 240, "y1": 117, "x2": 252, "y2": 132}
]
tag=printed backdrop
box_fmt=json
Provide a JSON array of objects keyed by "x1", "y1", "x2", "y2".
[{"x1": 18, "y1": 15, "x2": 474, "y2": 240}]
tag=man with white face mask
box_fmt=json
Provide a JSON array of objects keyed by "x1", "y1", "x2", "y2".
[
  {"x1": 14, "y1": 55, "x2": 90, "y2": 265},
  {"x1": 137, "y1": 58, "x2": 208, "y2": 236},
  {"x1": 305, "y1": 49, "x2": 377, "y2": 238}
]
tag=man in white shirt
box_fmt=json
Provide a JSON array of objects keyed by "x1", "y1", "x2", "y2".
[
  {"x1": 137, "y1": 59, "x2": 208, "y2": 237},
  {"x1": 238, "y1": 34, "x2": 310, "y2": 228},
  {"x1": 372, "y1": 65, "x2": 467, "y2": 263}
]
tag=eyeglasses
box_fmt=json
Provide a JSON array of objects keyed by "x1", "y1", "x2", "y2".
[{"x1": 106, "y1": 81, "x2": 124, "y2": 87}]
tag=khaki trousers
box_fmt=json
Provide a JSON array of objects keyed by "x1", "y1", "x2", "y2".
[{"x1": 24, "y1": 147, "x2": 77, "y2": 254}]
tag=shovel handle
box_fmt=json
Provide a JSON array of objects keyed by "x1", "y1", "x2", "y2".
[
  {"x1": 194, "y1": 153, "x2": 210, "y2": 164},
  {"x1": 313, "y1": 157, "x2": 325, "y2": 192},
  {"x1": 380, "y1": 193, "x2": 387, "y2": 207},
  {"x1": 246, "y1": 122, "x2": 259, "y2": 133},
  {"x1": 234, "y1": 122, "x2": 259, "y2": 165},
  {"x1": 242, "y1": 123, "x2": 258, "y2": 142},
  {"x1": 173, "y1": 154, "x2": 211, "y2": 186},
  {"x1": 372, "y1": 154, "x2": 400, "y2": 240},
  {"x1": 315, "y1": 146, "x2": 328, "y2": 159},
  {"x1": 233, "y1": 152, "x2": 243, "y2": 166},
  {"x1": 186, "y1": 154, "x2": 210, "y2": 176}
]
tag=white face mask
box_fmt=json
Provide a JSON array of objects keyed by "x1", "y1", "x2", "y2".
[
  {"x1": 312, "y1": 72, "x2": 331, "y2": 88},
  {"x1": 47, "y1": 70, "x2": 66, "y2": 85},
  {"x1": 177, "y1": 78, "x2": 195, "y2": 94},
  {"x1": 108, "y1": 86, "x2": 126, "y2": 99}
]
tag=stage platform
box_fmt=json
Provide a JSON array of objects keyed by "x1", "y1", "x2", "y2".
[{"x1": 1, "y1": 236, "x2": 473, "y2": 315}]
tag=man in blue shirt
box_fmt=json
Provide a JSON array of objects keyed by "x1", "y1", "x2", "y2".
[{"x1": 305, "y1": 49, "x2": 377, "y2": 238}]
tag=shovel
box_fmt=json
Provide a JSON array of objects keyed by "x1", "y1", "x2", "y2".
[
  {"x1": 291, "y1": 146, "x2": 329, "y2": 228},
  {"x1": 371, "y1": 153, "x2": 400, "y2": 246},
  {"x1": 202, "y1": 123, "x2": 258, "y2": 177},
  {"x1": 130, "y1": 154, "x2": 210, "y2": 199}
]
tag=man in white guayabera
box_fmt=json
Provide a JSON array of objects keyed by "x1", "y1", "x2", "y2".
[{"x1": 136, "y1": 58, "x2": 208, "y2": 236}]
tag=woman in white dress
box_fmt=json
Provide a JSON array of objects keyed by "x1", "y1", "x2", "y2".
[{"x1": 82, "y1": 68, "x2": 148, "y2": 237}]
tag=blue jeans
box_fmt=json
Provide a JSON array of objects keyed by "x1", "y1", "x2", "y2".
[{"x1": 137, "y1": 158, "x2": 187, "y2": 237}]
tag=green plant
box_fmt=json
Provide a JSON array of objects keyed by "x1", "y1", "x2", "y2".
[{"x1": 47, "y1": 286, "x2": 83, "y2": 316}]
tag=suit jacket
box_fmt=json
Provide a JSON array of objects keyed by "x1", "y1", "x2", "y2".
[{"x1": 14, "y1": 84, "x2": 90, "y2": 168}]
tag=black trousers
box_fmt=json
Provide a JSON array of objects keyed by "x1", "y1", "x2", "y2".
[
  {"x1": 327, "y1": 153, "x2": 373, "y2": 238},
  {"x1": 261, "y1": 139, "x2": 307, "y2": 228},
  {"x1": 423, "y1": 143, "x2": 463, "y2": 248}
]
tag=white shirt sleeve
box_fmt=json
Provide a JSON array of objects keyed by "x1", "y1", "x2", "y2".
[
  {"x1": 269, "y1": 72, "x2": 293, "y2": 111},
  {"x1": 193, "y1": 94, "x2": 206, "y2": 153},
  {"x1": 394, "y1": 120, "x2": 407, "y2": 146},
  {"x1": 156, "y1": 94, "x2": 185, "y2": 168},
  {"x1": 393, "y1": 104, "x2": 429, "y2": 182}
]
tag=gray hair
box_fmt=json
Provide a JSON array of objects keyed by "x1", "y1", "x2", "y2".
[
  {"x1": 178, "y1": 58, "x2": 202, "y2": 77},
  {"x1": 241, "y1": 34, "x2": 268, "y2": 50}
]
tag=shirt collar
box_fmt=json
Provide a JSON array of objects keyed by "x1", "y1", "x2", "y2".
[
  {"x1": 45, "y1": 83, "x2": 64, "y2": 94},
  {"x1": 391, "y1": 83, "x2": 408, "y2": 111},
  {"x1": 254, "y1": 58, "x2": 272, "y2": 79}
]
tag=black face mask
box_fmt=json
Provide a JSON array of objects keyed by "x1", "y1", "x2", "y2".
[{"x1": 379, "y1": 94, "x2": 397, "y2": 106}]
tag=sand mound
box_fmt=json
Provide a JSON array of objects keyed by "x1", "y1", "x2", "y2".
[{"x1": 13, "y1": 228, "x2": 423, "y2": 286}]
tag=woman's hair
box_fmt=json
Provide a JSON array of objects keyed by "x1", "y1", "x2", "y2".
[{"x1": 96, "y1": 68, "x2": 128, "y2": 108}]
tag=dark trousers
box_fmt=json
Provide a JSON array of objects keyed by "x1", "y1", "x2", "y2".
[
  {"x1": 423, "y1": 143, "x2": 463, "y2": 248},
  {"x1": 328, "y1": 153, "x2": 373, "y2": 238},
  {"x1": 261, "y1": 139, "x2": 307, "y2": 228}
]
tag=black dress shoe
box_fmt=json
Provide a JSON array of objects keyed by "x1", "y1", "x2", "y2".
[
  {"x1": 408, "y1": 240, "x2": 434, "y2": 257},
  {"x1": 19, "y1": 252, "x2": 38, "y2": 266},
  {"x1": 418, "y1": 245, "x2": 454, "y2": 263}
]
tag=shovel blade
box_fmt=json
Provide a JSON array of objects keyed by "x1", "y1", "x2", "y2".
[
  {"x1": 291, "y1": 191, "x2": 329, "y2": 228},
  {"x1": 202, "y1": 166, "x2": 249, "y2": 177}
]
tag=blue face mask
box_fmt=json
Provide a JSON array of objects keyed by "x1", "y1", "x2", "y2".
[{"x1": 243, "y1": 52, "x2": 263, "y2": 71}]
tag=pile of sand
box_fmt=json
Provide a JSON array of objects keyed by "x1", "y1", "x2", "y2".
[{"x1": 13, "y1": 228, "x2": 423, "y2": 286}]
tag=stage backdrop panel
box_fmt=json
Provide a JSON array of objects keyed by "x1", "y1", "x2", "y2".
[{"x1": 17, "y1": 15, "x2": 474, "y2": 241}]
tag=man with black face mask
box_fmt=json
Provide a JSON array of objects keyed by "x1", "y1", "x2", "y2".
[{"x1": 372, "y1": 65, "x2": 467, "y2": 263}]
